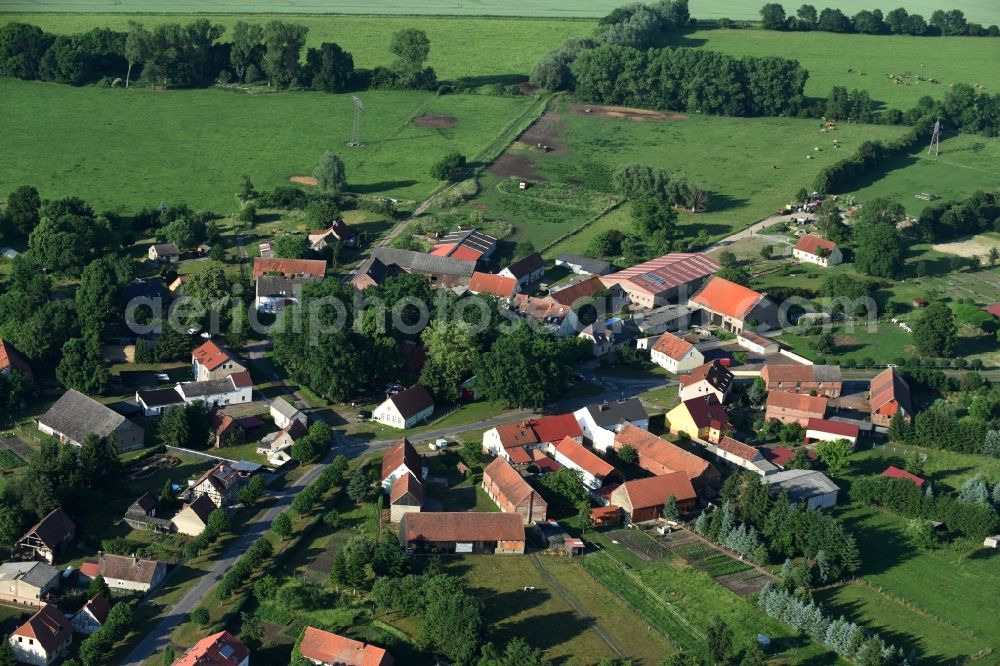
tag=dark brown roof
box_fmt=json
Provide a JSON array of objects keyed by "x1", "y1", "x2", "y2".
[
  {"x1": 97, "y1": 552, "x2": 165, "y2": 585},
  {"x1": 82, "y1": 594, "x2": 112, "y2": 625},
  {"x1": 715, "y1": 436, "x2": 759, "y2": 462},
  {"x1": 185, "y1": 493, "x2": 217, "y2": 525},
  {"x1": 13, "y1": 605, "x2": 72, "y2": 655},
  {"x1": 390, "y1": 472, "x2": 423, "y2": 505},
  {"x1": 401, "y1": 512, "x2": 525, "y2": 543},
  {"x1": 22, "y1": 508, "x2": 75, "y2": 550},
  {"x1": 387, "y1": 384, "x2": 434, "y2": 419},
  {"x1": 381, "y1": 438, "x2": 421, "y2": 482},
  {"x1": 679, "y1": 360, "x2": 734, "y2": 393},
  {"x1": 548, "y1": 275, "x2": 605, "y2": 307},
  {"x1": 483, "y1": 456, "x2": 541, "y2": 508},
  {"x1": 128, "y1": 493, "x2": 158, "y2": 516},
  {"x1": 504, "y1": 252, "x2": 544, "y2": 279},
  {"x1": 680, "y1": 396, "x2": 729, "y2": 429}
]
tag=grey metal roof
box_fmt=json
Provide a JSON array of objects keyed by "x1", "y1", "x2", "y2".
[
  {"x1": 137, "y1": 388, "x2": 183, "y2": 408},
  {"x1": 634, "y1": 305, "x2": 698, "y2": 332},
  {"x1": 270, "y1": 397, "x2": 299, "y2": 419},
  {"x1": 178, "y1": 377, "x2": 236, "y2": 398},
  {"x1": 0, "y1": 561, "x2": 60, "y2": 588},
  {"x1": 763, "y1": 469, "x2": 839, "y2": 502},
  {"x1": 355, "y1": 248, "x2": 476, "y2": 286},
  {"x1": 556, "y1": 253, "x2": 612, "y2": 275},
  {"x1": 812, "y1": 365, "x2": 843, "y2": 382},
  {"x1": 583, "y1": 398, "x2": 648, "y2": 428},
  {"x1": 255, "y1": 274, "x2": 321, "y2": 297},
  {"x1": 39, "y1": 390, "x2": 136, "y2": 444},
  {"x1": 438, "y1": 229, "x2": 497, "y2": 256}
]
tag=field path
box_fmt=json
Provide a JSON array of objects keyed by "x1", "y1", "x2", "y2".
[{"x1": 529, "y1": 554, "x2": 629, "y2": 660}]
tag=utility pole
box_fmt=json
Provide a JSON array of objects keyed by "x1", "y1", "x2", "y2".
[{"x1": 928, "y1": 118, "x2": 941, "y2": 157}]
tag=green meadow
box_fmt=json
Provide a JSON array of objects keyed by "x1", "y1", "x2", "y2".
[{"x1": 0, "y1": 79, "x2": 539, "y2": 213}]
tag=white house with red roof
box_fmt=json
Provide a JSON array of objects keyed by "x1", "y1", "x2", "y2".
[
  {"x1": 468, "y1": 272, "x2": 518, "y2": 300},
  {"x1": 380, "y1": 437, "x2": 424, "y2": 490},
  {"x1": 549, "y1": 436, "x2": 617, "y2": 490},
  {"x1": 482, "y1": 415, "x2": 582, "y2": 462},
  {"x1": 172, "y1": 630, "x2": 249, "y2": 666},
  {"x1": 299, "y1": 626, "x2": 394, "y2": 665},
  {"x1": 9, "y1": 604, "x2": 73, "y2": 666},
  {"x1": 792, "y1": 234, "x2": 842, "y2": 267},
  {"x1": 689, "y1": 276, "x2": 778, "y2": 333},
  {"x1": 650, "y1": 331, "x2": 704, "y2": 373},
  {"x1": 805, "y1": 418, "x2": 860, "y2": 447},
  {"x1": 699, "y1": 436, "x2": 777, "y2": 476},
  {"x1": 191, "y1": 340, "x2": 247, "y2": 382},
  {"x1": 0, "y1": 338, "x2": 33, "y2": 380}
]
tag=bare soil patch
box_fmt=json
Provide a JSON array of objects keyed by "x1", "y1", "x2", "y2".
[
  {"x1": 569, "y1": 104, "x2": 687, "y2": 121},
  {"x1": 519, "y1": 82, "x2": 540, "y2": 95},
  {"x1": 289, "y1": 176, "x2": 317, "y2": 186},
  {"x1": 489, "y1": 153, "x2": 540, "y2": 180},
  {"x1": 413, "y1": 114, "x2": 457, "y2": 128},
  {"x1": 933, "y1": 235, "x2": 1000, "y2": 258},
  {"x1": 520, "y1": 110, "x2": 568, "y2": 157},
  {"x1": 715, "y1": 569, "x2": 772, "y2": 597}
]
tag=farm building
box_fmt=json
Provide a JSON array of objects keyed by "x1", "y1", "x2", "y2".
[
  {"x1": 299, "y1": 626, "x2": 394, "y2": 666},
  {"x1": 574, "y1": 398, "x2": 649, "y2": 452},
  {"x1": 736, "y1": 330, "x2": 780, "y2": 355},
  {"x1": 482, "y1": 456, "x2": 547, "y2": 524},
  {"x1": 389, "y1": 472, "x2": 424, "y2": 523},
  {"x1": 124, "y1": 493, "x2": 173, "y2": 533},
  {"x1": 172, "y1": 494, "x2": 217, "y2": 537},
  {"x1": 380, "y1": 438, "x2": 424, "y2": 490},
  {"x1": 498, "y1": 252, "x2": 545, "y2": 288},
  {"x1": 430, "y1": 228, "x2": 497, "y2": 263},
  {"x1": 590, "y1": 505, "x2": 623, "y2": 527},
  {"x1": 882, "y1": 465, "x2": 925, "y2": 487},
  {"x1": 254, "y1": 274, "x2": 323, "y2": 314},
  {"x1": 689, "y1": 276, "x2": 778, "y2": 333},
  {"x1": 614, "y1": 423, "x2": 721, "y2": 493},
  {"x1": 353, "y1": 248, "x2": 480, "y2": 289},
  {"x1": 510, "y1": 294, "x2": 577, "y2": 336},
  {"x1": 11, "y1": 508, "x2": 75, "y2": 566},
  {"x1": 610, "y1": 473, "x2": 697, "y2": 523},
  {"x1": 147, "y1": 243, "x2": 179, "y2": 263},
  {"x1": 252, "y1": 257, "x2": 327, "y2": 280},
  {"x1": 792, "y1": 234, "x2": 843, "y2": 267},
  {"x1": 0, "y1": 562, "x2": 60, "y2": 607},
  {"x1": 761, "y1": 446, "x2": 817, "y2": 469},
  {"x1": 0, "y1": 339, "x2": 33, "y2": 379},
  {"x1": 600, "y1": 252, "x2": 720, "y2": 308},
  {"x1": 398, "y1": 512, "x2": 526, "y2": 555},
  {"x1": 633, "y1": 304, "x2": 699, "y2": 337},
  {"x1": 869, "y1": 367, "x2": 912, "y2": 428},
  {"x1": 548, "y1": 275, "x2": 606, "y2": 307},
  {"x1": 555, "y1": 253, "x2": 612, "y2": 276},
  {"x1": 678, "y1": 360, "x2": 734, "y2": 404},
  {"x1": 763, "y1": 469, "x2": 839, "y2": 509},
  {"x1": 373, "y1": 384, "x2": 435, "y2": 430},
  {"x1": 650, "y1": 330, "x2": 704, "y2": 374},
  {"x1": 805, "y1": 418, "x2": 859, "y2": 447},
  {"x1": 765, "y1": 390, "x2": 829, "y2": 426},
  {"x1": 700, "y1": 436, "x2": 777, "y2": 476},
  {"x1": 308, "y1": 218, "x2": 357, "y2": 250},
  {"x1": 37, "y1": 390, "x2": 145, "y2": 451},
  {"x1": 761, "y1": 364, "x2": 843, "y2": 398},
  {"x1": 88, "y1": 552, "x2": 166, "y2": 593}
]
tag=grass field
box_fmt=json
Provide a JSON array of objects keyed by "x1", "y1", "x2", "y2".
[
  {"x1": 467, "y1": 106, "x2": 904, "y2": 251},
  {"x1": 0, "y1": 14, "x2": 593, "y2": 80},
  {"x1": 664, "y1": 29, "x2": 1000, "y2": 108},
  {"x1": 4, "y1": 0, "x2": 1000, "y2": 23},
  {"x1": 845, "y1": 134, "x2": 1000, "y2": 216},
  {"x1": 0, "y1": 80, "x2": 538, "y2": 213}
]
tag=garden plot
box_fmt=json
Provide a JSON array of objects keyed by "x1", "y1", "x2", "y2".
[{"x1": 604, "y1": 528, "x2": 669, "y2": 562}]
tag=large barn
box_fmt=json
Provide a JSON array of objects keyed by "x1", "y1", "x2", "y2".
[{"x1": 398, "y1": 512, "x2": 526, "y2": 554}]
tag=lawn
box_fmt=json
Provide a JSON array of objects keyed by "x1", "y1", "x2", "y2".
[
  {"x1": 848, "y1": 442, "x2": 1000, "y2": 492},
  {"x1": 663, "y1": 28, "x2": 1000, "y2": 108},
  {"x1": 0, "y1": 14, "x2": 593, "y2": 80},
  {"x1": 844, "y1": 134, "x2": 1000, "y2": 216},
  {"x1": 0, "y1": 80, "x2": 539, "y2": 214},
  {"x1": 467, "y1": 108, "x2": 905, "y2": 251}
]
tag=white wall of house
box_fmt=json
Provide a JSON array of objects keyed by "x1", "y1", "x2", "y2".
[
  {"x1": 10, "y1": 634, "x2": 62, "y2": 666},
  {"x1": 373, "y1": 400, "x2": 432, "y2": 430},
  {"x1": 481, "y1": 428, "x2": 504, "y2": 456},
  {"x1": 574, "y1": 409, "x2": 648, "y2": 452},
  {"x1": 551, "y1": 450, "x2": 603, "y2": 490},
  {"x1": 104, "y1": 573, "x2": 159, "y2": 593},
  {"x1": 179, "y1": 385, "x2": 252, "y2": 408},
  {"x1": 736, "y1": 334, "x2": 778, "y2": 355},
  {"x1": 381, "y1": 463, "x2": 413, "y2": 490},
  {"x1": 71, "y1": 609, "x2": 103, "y2": 635},
  {"x1": 650, "y1": 346, "x2": 704, "y2": 374},
  {"x1": 805, "y1": 428, "x2": 857, "y2": 447},
  {"x1": 679, "y1": 380, "x2": 727, "y2": 404},
  {"x1": 792, "y1": 247, "x2": 842, "y2": 267}
]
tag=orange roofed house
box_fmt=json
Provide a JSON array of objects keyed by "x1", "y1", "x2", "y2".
[
  {"x1": 482, "y1": 414, "x2": 582, "y2": 464},
  {"x1": 869, "y1": 367, "x2": 912, "y2": 428},
  {"x1": 191, "y1": 340, "x2": 247, "y2": 382},
  {"x1": 792, "y1": 234, "x2": 843, "y2": 267},
  {"x1": 399, "y1": 512, "x2": 526, "y2": 554},
  {"x1": 761, "y1": 364, "x2": 843, "y2": 398},
  {"x1": 550, "y1": 436, "x2": 618, "y2": 490},
  {"x1": 9, "y1": 604, "x2": 73, "y2": 666},
  {"x1": 482, "y1": 457, "x2": 547, "y2": 524},
  {"x1": 0, "y1": 338, "x2": 33, "y2": 379},
  {"x1": 610, "y1": 473, "x2": 697, "y2": 523},
  {"x1": 252, "y1": 257, "x2": 327, "y2": 280},
  {"x1": 650, "y1": 330, "x2": 705, "y2": 374},
  {"x1": 689, "y1": 276, "x2": 778, "y2": 333},
  {"x1": 468, "y1": 271, "x2": 518, "y2": 299},
  {"x1": 172, "y1": 630, "x2": 249, "y2": 666},
  {"x1": 299, "y1": 626, "x2": 394, "y2": 666},
  {"x1": 766, "y1": 390, "x2": 828, "y2": 426},
  {"x1": 614, "y1": 423, "x2": 721, "y2": 493}
]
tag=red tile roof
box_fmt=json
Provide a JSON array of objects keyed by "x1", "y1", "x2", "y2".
[
  {"x1": 869, "y1": 367, "x2": 911, "y2": 415},
  {"x1": 651, "y1": 331, "x2": 695, "y2": 361},
  {"x1": 401, "y1": 512, "x2": 525, "y2": 543},
  {"x1": 806, "y1": 418, "x2": 859, "y2": 439},
  {"x1": 390, "y1": 471, "x2": 423, "y2": 505},
  {"x1": 0, "y1": 339, "x2": 32, "y2": 378},
  {"x1": 192, "y1": 340, "x2": 235, "y2": 372},
  {"x1": 468, "y1": 272, "x2": 517, "y2": 298},
  {"x1": 530, "y1": 413, "x2": 582, "y2": 444},
  {"x1": 591, "y1": 505, "x2": 622, "y2": 520},
  {"x1": 381, "y1": 438, "x2": 421, "y2": 482},
  {"x1": 79, "y1": 562, "x2": 98, "y2": 577},
  {"x1": 484, "y1": 456, "x2": 541, "y2": 507},
  {"x1": 548, "y1": 275, "x2": 605, "y2": 307},
  {"x1": 507, "y1": 446, "x2": 533, "y2": 465},
  {"x1": 615, "y1": 423, "x2": 715, "y2": 480},
  {"x1": 882, "y1": 465, "x2": 925, "y2": 487},
  {"x1": 601, "y1": 253, "x2": 720, "y2": 296},
  {"x1": 493, "y1": 423, "x2": 541, "y2": 448},
  {"x1": 229, "y1": 371, "x2": 253, "y2": 388},
  {"x1": 429, "y1": 243, "x2": 456, "y2": 257},
  {"x1": 767, "y1": 390, "x2": 828, "y2": 416},
  {"x1": 691, "y1": 276, "x2": 768, "y2": 320},
  {"x1": 531, "y1": 449, "x2": 562, "y2": 473},
  {"x1": 252, "y1": 257, "x2": 327, "y2": 280},
  {"x1": 762, "y1": 446, "x2": 817, "y2": 467},
  {"x1": 450, "y1": 245, "x2": 483, "y2": 262},
  {"x1": 618, "y1": 472, "x2": 696, "y2": 510},
  {"x1": 715, "y1": 436, "x2": 759, "y2": 462},
  {"x1": 762, "y1": 364, "x2": 842, "y2": 385},
  {"x1": 299, "y1": 626, "x2": 392, "y2": 666},
  {"x1": 986, "y1": 304, "x2": 1000, "y2": 318},
  {"x1": 794, "y1": 234, "x2": 838, "y2": 255},
  {"x1": 173, "y1": 630, "x2": 250, "y2": 666},
  {"x1": 553, "y1": 436, "x2": 615, "y2": 478},
  {"x1": 13, "y1": 605, "x2": 72, "y2": 655},
  {"x1": 679, "y1": 396, "x2": 730, "y2": 430}
]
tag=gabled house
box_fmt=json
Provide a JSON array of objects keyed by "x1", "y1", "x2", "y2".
[
  {"x1": 175, "y1": 372, "x2": 253, "y2": 408},
  {"x1": 12, "y1": 508, "x2": 75, "y2": 565},
  {"x1": 678, "y1": 360, "x2": 734, "y2": 404},
  {"x1": 71, "y1": 594, "x2": 111, "y2": 635},
  {"x1": 805, "y1": 418, "x2": 859, "y2": 447},
  {"x1": 308, "y1": 218, "x2": 357, "y2": 250},
  {"x1": 468, "y1": 272, "x2": 518, "y2": 300},
  {"x1": 252, "y1": 257, "x2": 327, "y2": 280},
  {"x1": 191, "y1": 462, "x2": 243, "y2": 508},
  {"x1": 498, "y1": 252, "x2": 545, "y2": 289},
  {"x1": 0, "y1": 562, "x2": 60, "y2": 607},
  {"x1": 665, "y1": 396, "x2": 730, "y2": 441},
  {"x1": 573, "y1": 398, "x2": 649, "y2": 452},
  {"x1": 792, "y1": 234, "x2": 842, "y2": 267},
  {"x1": 614, "y1": 423, "x2": 721, "y2": 493},
  {"x1": 510, "y1": 294, "x2": 577, "y2": 336},
  {"x1": 37, "y1": 390, "x2": 145, "y2": 451},
  {"x1": 211, "y1": 412, "x2": 244, "y2": 449},
  {"x1": 255, "y1": 274, "x2": 323, "y2": 314},
  {"x1": 270, "y1": 396, "x2": 307, "y2": 429},
  {"x1": 766, "y1": 390, "x2": 828, "y2": 426},
  {"x1": 761, "y1": 364, "x2": 843, "y2": 398},
  {"x1": 191, "y1": 340, "x2": 247, "y2": 382},
  {"x1": 91, "y1": 552, "x2": 166, "y2": 593},
  {"x1": 172, "y1": 630, "x2": 249, "y2": 666},
  {"x1": 0, "y1": 338, "x2": 33, "y2": 379},
  {"x1": 700, "y1": 436, "x2": 776, "y2": 476},
  {"x1": 547, "y1": 275, "x2": 606, "y2": 308},
  {"x1": 550, "y1": 436, "x2": 617, "y2": 490},
  {"x1": 610, "y1": 473, "x2": 697, "y2": 523},
  {"x1": 352, "y1": 248, "x2": 474, "y2": 290},
  {"x1": 483, "y1": 414, "x2": 583, "y2": 463},
  {"x1": 9, "y1": 604, "x2": 73, "y2": 666},
  {"x1": 148, "y1": 243, "x2": 179, "y2": 263},
  {"x1": 136, "y1": 388, "x2": 184, "y2": 416},
  {"x1": 689, "y1": 276, "x2": 778, "y2": 333},
  {"x1": 389, "y1": 472, "x2": 423, "y2": 523},
  {"x1": 736, "y1": 330, "x2": 780, "y2": 355},
  {"x1": 381, "y1": 438, "x2": 423, "y2": 490},
  {"x1": 257, "y1": 419, "x2": 307, "y2": 463},
  {"x1": 650, "y1": 331, "x2": 704, "y2": 374},
  {"x1": 298, "y1": 626, "x2": 394, "y2": 666},
  {"x1": 124, "y1": 493, "x2": 172, "y2": 533},
  {"x1": 600, "y1": 252, "x2": 720, "y2": 308},
  {"x1": 869, "y1": 367, "x2": 912, "y2": 428},
  {"x1": 482, "y1": 457, "x2": 547, "y2": 524},
  {"x1": 172, "y1": 494, "x2": 217, "y2": 536},
  {"x1": 373, "y1": 384, "x2": 434, "y2": 430}
]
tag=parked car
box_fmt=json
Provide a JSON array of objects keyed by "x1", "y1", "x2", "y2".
[{"x1": 356, "y1": 410, "x2": 371, "y2": 422}]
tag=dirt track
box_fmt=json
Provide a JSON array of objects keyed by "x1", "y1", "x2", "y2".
[
  {"x1": 413, "y1": 114, "x2": 457, "y2": 128},
  {"x1": 569, "y1": 104, "x2": 687, "y2": 121}
]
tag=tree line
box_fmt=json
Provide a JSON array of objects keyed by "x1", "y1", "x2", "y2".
[
  {"x1": 0, "y1": 20, "x2": 437, "y2": 92},
  {"x1": 916, "y1": 191, "x2": 1000, "y2": 243},
  {"x1": 758, "y1": 3, "x2": 998, "y2": 36}
]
